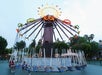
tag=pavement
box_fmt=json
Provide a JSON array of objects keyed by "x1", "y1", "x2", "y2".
[{"x1": 0, "y1": 61, "x2": 102, "y2": 75}]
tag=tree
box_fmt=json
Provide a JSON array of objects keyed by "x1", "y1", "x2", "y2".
[
  {"x1": 53, "y1": 40, "x2": 69, "y2": 56},
  {"x1": 89, "y1": 34, "x2": 94, "y2": 42},
  {"x1": 29, "y1": 40, "x2": 36, "y2": 48},
  {"x1": 84, "y1": 34, "x2": 94, "y2": 42},
  {"x1": 14, "y1": 40, "x2": 26, "y2": 61},
  {"x1": 84, "y1": 34, "x2": 89, "y2": 42},
  {"x1": 89, "y1": 41, "x2": 98, "y2": 58},
  {"x1": 70, "y1": 34, "x2": 99, "y2": 59},
  {"x1": 70, "y1": 36, "x2": 87, "y2": 50},
  {"x1": 3, "y1": 48, "x2": 12, "y2": 60},
  {"x1": 0, "y1": 36, "x2": 8, "y2": 55},
  {"x1": 35, "y1": 45, "x2": 41, "y2": 53},
  {"x1": 14, "y1": 40, "x2": 26, "y2": 50},
  {"x1": 5, "y1": 48, "x2": 12, "y2": 54},
  {"x1": 29, "y1": 40, "x2": 36, "y2": 57},
  {"x1": 70, "y1": 36, "x2": 79, "y2": 46}
]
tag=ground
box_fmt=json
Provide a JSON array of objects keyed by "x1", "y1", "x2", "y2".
[{"x1": 0, "y1": 60, "x2": 102, "y2": 75}]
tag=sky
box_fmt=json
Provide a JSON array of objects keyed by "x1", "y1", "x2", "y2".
[{"x1": 0, "y1": 0, "x2": 102, "y2": 48}]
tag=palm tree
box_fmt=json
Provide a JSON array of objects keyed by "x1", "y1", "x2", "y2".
[
  {"x1": 14, "y1": 40, "x2": 26, "y2": 50},
  {"x1": 84, "y1": 34, "x2": 89, "y2": 42},
  {"x1": 14, "y1": 40, "x2": 26, "y2": 61},
  {"x1": 29, "y1": 40, "x2": 36, "y2": 48},
  {"x1": 84, "y1": 34, "x2": 94, "y2": 42},
  {"x1": 53, "y1": 40, "x2": 69, "y2": 56},
  {"x1": 29, "y1": 40, "x2": 36, "y2": 57},
  {"x1": 29, "y1": 40, "x2": 36, "y2": 66},
  {"x1": 89, "y1": 34, "x2": 94, "y2": 42}
]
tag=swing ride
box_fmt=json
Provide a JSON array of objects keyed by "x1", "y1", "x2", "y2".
[{"x1": 10, "y1": 4, "x2": 87, "y2": 72}]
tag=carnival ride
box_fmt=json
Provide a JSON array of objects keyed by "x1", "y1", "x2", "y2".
[{"x1": 10, "y1": 4, "x2": 87, "y2": 72}]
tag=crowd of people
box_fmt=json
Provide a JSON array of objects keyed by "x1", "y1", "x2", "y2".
[{"x1": 9, "y1": 58, "x2": 32, "y2": 75}]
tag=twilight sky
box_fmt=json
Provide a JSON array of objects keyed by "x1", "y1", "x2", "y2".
[{"x1": 0, "y1": 0, "x2": 102, "y2": 48}]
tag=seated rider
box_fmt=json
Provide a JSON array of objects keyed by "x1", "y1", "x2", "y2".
[
  {"x1": 9, "y1": 60, "x2": 15, "y2": 68},
  {"x1": 22, "y1": 61, "x2": 26, "y2": 70}
]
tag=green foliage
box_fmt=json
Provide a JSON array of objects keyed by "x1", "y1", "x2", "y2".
[
  {"x1": 70, "y1": 34, "x2": 99, "y2": 59},
  {"x1": 89, "y1": 41, "x2": 99, "y2": 57},
  {"x1": 70, "y1": 37, "x2": 78, "y2": 46},
  {"x1": 29, "y1": 40, "x2": 36, "y2": 48},
  {"x1": 84, "y1": 34, "x2": 94, "y2": 42},
  {"x1": 34, "y1": 39, "x2": 42, "y2": 53},
  {"x1": 90, "y1": 41, "x2": 98, "y2": 50},
  {"x1": 71, "y1": 43, "x2": 91, "y2": 51},
  {"x1": 53, "y1": 41, "x2": 69, "y2": 55},
  {"x1": 14, "y1": 40, "x2": 26, "y2": 50},
  {"x1": 4, "y1": 48, "x2": 12, "y2": 54},
  {"x1": 0, "y1": 36, "x2": 8, "y2": 54},
  {"x1": 71, "y1": 36, "x2": 88, "y2": 50},
  {"x1": 54, "y1": 41, "x2": 69, "y2": 49},
  {"x1": 35, "y1": 45, "x2": 41, "y2": 53},
  {"x1": 77, "y1": 37, "x2": 87, "y2": 43}
]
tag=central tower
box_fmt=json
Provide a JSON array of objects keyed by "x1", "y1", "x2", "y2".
[
  {"x1": 42, "y1": 15, "x2": 55, "y2": 57},
  {"x1": 37, "y1": 4, "x2": 62, "y2": 57}
]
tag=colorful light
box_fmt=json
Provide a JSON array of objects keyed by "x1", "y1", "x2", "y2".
[
  {"x1": 43, "y1": 15, "x2": 55, "y2": 21},
  {"x1": 63, "y1": 19, "x2": 71, "y2": 25}
]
